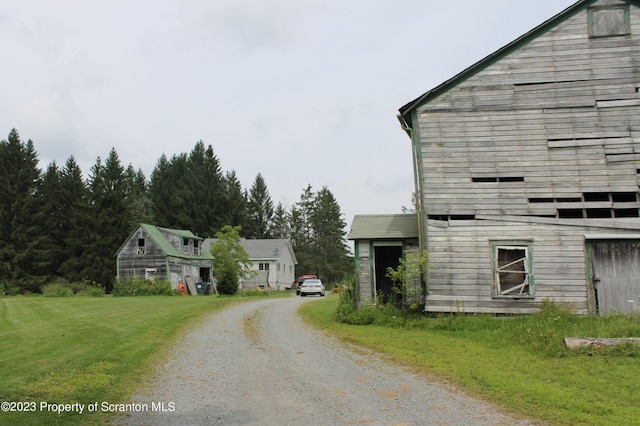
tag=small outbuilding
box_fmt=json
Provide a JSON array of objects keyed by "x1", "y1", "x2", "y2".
[
  {"x1": 116, "y1": 224, "x2": 214, "y2": 294},
  {"x1": 348, "y1": 215, "x2": 419, "y2": 306}
]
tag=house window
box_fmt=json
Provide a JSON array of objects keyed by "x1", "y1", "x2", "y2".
[
  {"x1": 259, "y1": 263, "x2": 270, "y2": 271},
  {"x1": 182, "y1": 238, "x2": 190, "y2": 255},
  {"x1": 137, "y1": 238, "x2": 146, "y2": 255},
  {"x1": 589, "y1": 6, "x2": 630, "y2": 38},
  {"x1": 492, "y1": 243, "x2": 533, "y2": 298},
  {"x1": 194, "y1": 240, "x2": 200, "y2": 256},
  {"x1": 145, "y1": 268, "x2": 157, "y2": 280}
]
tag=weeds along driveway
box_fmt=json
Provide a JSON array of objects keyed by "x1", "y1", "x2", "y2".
[{"x1": 116, "y1": 296, "x2": 532, "y2": 426}]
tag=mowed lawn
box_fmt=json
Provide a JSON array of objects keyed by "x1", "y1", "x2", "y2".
[{"x1": 0, "y1": 295, "x2": 245, "y2": 425}]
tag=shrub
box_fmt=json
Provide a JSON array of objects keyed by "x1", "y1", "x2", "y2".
[
  {"x1": 112, "y1": 277, "x2": 174, "y2": 296},
  {"x1": 42, "y1": 280, "x2": 74, "y2": 297},
  {"x1": 42, "y1": 279, "x2": 104, "y2": 297}
]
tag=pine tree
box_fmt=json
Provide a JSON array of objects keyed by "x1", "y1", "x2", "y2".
[
  {"x1": 58, "y1": 157, "x2": 88, "y2": 281},
  {"x1": 310, "y1": 187, "x2": 350, "y2": 284},
  {"x1": 36, "y1": 161, "x2": 66, "y2": 280},
  {"x1": 290, "y1": 185, "x2": 316, "y2": 276},
  {"x1": 0, "y1": 129, "x2": 43, "y2": 293},
  {"x1": 222, "y1": 170, "x2": 248, "y2": 231},
  {"x1": 271, "y1": 202, "x2": 291, "y2": 239},
  {"x1": 246, "y1": 173, "x2": 274, "y2": 239}
]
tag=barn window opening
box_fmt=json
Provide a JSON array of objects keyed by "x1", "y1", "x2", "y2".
[
  {"x1": 584, "y1": 192, "x2": 609, "y2": 202},
  {"x1": 194, "y1": 240, "x2": 201, "y2": 256},
  {"x1": 559, "y1": 209, "x2": 584, "y2": 218},
  {"x1": 612, "y1": 192, "x2": 638, "y2": 203},
  {"x1": 492, "y1": 244, "x2": 532, "y2": 298},
  {"x1": 137, "y1": 238, "x2": 146, "y2": 255},
  {"x1": 472, "y1": 176, "x2": 524, "y2": 183},
  {"x1": 428, "y1": 214, "x2": 476, "y2": 221},
  {"x1": 586, "y1": 208, "x2": 612, "y2": 218},
  {"x1": 529, "y1": 197, "x2": 582, "y2": 203},
  {"x1": 615, "y1": 208, "x2": 640, "y2": 218},
  {"x1": 588, "y1": 5, "x2": 630, "y2": 38}
]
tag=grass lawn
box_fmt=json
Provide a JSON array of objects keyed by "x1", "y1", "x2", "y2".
[
  {"x1": 0, "y1": 294, "x2": 267, "y2": 425},
  {"x1": 299, "y1": 294, "x2": 640, "y2": 426}
]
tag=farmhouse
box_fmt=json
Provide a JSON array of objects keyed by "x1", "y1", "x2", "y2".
[
  {"x1": 201, "y1": 238, "x2": 297, "y2": 291},
  {"x1": 116, "y1": 224, "x2": 214, "y2": 294},
  {"x1": 352, "y1": 0, "x2": 640, "y2": 315}
]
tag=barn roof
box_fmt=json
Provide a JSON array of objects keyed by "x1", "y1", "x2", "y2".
[
  {"x1": 398, "y1": 0, "x2": 624, "y2": 124},
  {"x1": 347, "y1": 214, "x2": 418, "y2": 240},
  {"x1": 116, "y1": 223, "x2": 213, "y2": 260}
]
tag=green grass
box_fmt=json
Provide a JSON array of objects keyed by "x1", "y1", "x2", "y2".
[
  {"x1": 0, "y1": 294, "x2": 260, "y2": 425},
  {"x1": 300, "y1": 295, "x2": 640, "y2": 426}
]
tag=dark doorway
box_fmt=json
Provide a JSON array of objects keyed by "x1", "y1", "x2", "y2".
[
  {"x1": 374, "y1": 246, "x2": 403, "y2": 305},
  {"x1": 199, "y1": 267, "x2": 211, "y2": 282}
]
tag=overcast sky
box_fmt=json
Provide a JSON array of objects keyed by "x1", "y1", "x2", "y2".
[{"x1": 1, "y1": 0, "x2": 576, "y2": 231}]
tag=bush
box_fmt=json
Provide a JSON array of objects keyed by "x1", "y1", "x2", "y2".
[
  {"x1": 334, "y1": 279, "x2": 411, "y2": 326},
  {"x1": 112, "y1": 277, "x2": 174, "y2": 296},
  {"x1": 42, "y1": 279, "x2": 105, "y2": 297}
]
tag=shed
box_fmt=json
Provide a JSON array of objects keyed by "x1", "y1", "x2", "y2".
[
  {"x1": 348, "y1": 215, "x2": 419, "y2": 306},
  {"x1": 116, "y1": 224, "x2": 214, "y2": 294},
  {"x1": 394, "y1": 0, "x2": 640, "y2": 314}
]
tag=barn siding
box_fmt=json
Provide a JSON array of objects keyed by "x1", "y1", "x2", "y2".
[
  {"x1": 356, "y1": 240, "x2": 373, "y2": 306},
  {"x1": 426, "y1": 219, "x2": 640, "y2": 314},
  {"x1": 117, "y1": 227, "x2": 168, "y2": 281},
  {"x1": 418, "y1": 4, "x2": 640, "y2": 217}
]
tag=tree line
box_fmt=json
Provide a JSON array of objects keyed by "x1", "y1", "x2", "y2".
[{"x1": 0, "y1": 129, "x2": 351, "y2": 294}]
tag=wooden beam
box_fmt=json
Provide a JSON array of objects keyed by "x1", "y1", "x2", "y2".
[{"x1": 563, "y1": 337, "x2": 640, "y2": 349}]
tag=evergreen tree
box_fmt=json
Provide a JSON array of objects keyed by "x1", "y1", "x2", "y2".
[
  {"x1": 63, "y1": 149, "x2": 132, "y2": 291},
  {"x1": 309, "y1": 187, "x2": 350, "y2": 283},
  {"x1": 0, "y1": 129, "x2": 43, "y2": 293},
  {"x1": 149, "y1": 142, "x2": 225, "y2": 237},
  {"x1": 271, "y1": 202, "x2": 291, "y2": 239},
  {"x1": 222, "y1": 170, "x2": 248, "y2": 230},
  {"x1": 246, "y1": 173, "x2": 274, "y2": 239},
  {"x1": 124, "y1": 165, "x2": 153, "y2": 227},
  {"x1": 36, "y1": 161, "x2": 67, "y2": 280},
  {"x1": 58, "y1": 157, "x2": 88, "y2": 281},
  {"x1": 290, "y1": 185, "x2": 316, "y2": 276}
]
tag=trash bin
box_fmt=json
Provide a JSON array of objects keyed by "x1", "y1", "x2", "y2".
[{"x1": 196, "y1": 282, "x2": 212, "y2": 295}]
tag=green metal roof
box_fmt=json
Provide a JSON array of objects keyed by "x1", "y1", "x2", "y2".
[
  {"x1": 398, "y1": 0, "x2": 616, "y2": 121},
  {"x1": 140, "y1": 223, "x2": 213, "y2": 260},
  {"x1": 348, "y1": 214, "x2": 418, "y2": 240}
]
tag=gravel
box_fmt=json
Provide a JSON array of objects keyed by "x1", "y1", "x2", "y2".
[{"x1": 115, "y1": 295, "x2": 534, "y2": 426}]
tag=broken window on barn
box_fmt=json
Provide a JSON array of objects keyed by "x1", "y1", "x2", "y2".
[
  {"x1": 137, "y1": 238, "x2": 146, "y2": 255},
  {"x1": 492, "y1": 244, "x2": 533, "y2": 298}
]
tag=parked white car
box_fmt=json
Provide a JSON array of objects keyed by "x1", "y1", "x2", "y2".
[{"x1": 299, "y1": 279, "x2": 325, "y2": 297}]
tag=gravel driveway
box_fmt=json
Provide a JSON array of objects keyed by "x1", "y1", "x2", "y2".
[{"x1": 116, "y1": 296, "x2": 533, "y2": 425}]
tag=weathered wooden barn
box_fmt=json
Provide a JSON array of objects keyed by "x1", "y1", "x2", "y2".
[
  {"x1": 116, "y1": 224, "x2": 214, "y2": 294},
  {"x1": 377, "y1": 0, "x2": 640, "y2": 315}
]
